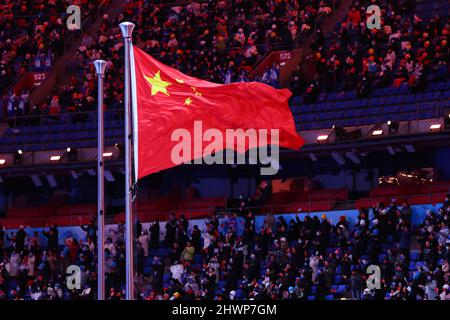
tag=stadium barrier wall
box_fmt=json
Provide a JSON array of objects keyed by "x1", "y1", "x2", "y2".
[{"x1": 3, "y1": 203, "x2": 443, "y2": 248}]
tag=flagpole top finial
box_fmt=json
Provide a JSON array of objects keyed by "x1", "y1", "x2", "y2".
[
  {"x1": 93, "y1": 60, "x2": 107, "y2": 76},
  {"x1": 119, "y1": 22, "x2": 135, "y2": 38}
]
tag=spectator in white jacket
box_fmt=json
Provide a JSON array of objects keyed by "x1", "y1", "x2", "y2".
[
  {"x1": 27, "y1": 252, "x2": 36, "y2": 278},
  {"x1": 310, "y1": 254, "x2": 320, "y2": 283},
  {"x1": 8, "y1": 250, "x2": 21, "y2": 277},
  {"x1": 424, "y1": 278, "x2": 438, "y2": 300},
  {"x1": 138, "y1": 231, "x2": 149, "y2": 257}
]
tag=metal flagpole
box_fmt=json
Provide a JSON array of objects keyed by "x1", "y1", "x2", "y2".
[
  {"x1": 93, "y1": 59, "x2": 107, "y2": 300},
  {"x1": 119, "y1": 21, "x2": 135, "y2": 300}
]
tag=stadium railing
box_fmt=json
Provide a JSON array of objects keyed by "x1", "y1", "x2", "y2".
[
  {"x1": 1, "y1": 185, "x2": 447, "y2": 228},
  {"x1": 6, "y1": 109, "x2": 124, "y2": 127}
]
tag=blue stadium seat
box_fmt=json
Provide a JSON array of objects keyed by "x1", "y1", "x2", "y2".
[
  {"x1": 144, "y1": 257, "x2": 153, "y2": 265},
  {"x1": 410, "y1": 252, "x2": 420, "y2": 261},
  {"x1": 415, "y1": 261, "x2": 425, "y2": 268},
  {"x1": 378, "y1": 253, "x2": 387, "y2": 263},
  {"x1": 335, "y1": 265, "x2": 342, "y2": 275},
  {"x1": 192, "y1": 264, "x2": 201, "y2": 270},
  {"x1": 26, "y1": 145, "x2": 44, "y2": 152},
  {"x1": 143, "y1": 266, "x2": 152, "y2": 274},
  {"x1": 336, "y1": 285, "x2": 347, "y2": 294},
  {"x1": 163, "y1": 273, "x2": 171, "y2": 282},
  {"x1": 7, "y1": 279, "x2": 17, "y2": 290},
  {"x1": 156, "y1": 248, "x2": 169, "y2": 256},
  {"x1": 334, "y1": 275, "x2": 342, "y2": 284},
  {"x1": 194, "y1": 254, "x2": 202, "y2": 264}
]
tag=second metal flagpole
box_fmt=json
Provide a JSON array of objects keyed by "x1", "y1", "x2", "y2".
[
  {"x1": 119, "y1": 21, "x2": 135, "y2": 301},
  {"x1": 93, "y1": 59, "x2": 107, "y2": 300}
]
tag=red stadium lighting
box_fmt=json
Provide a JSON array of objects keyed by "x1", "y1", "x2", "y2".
[
  {"x1": 103, "y1": 152, "x2": 113, "y2": 159},
  {"x1": 317, "y1": 134, "x2": 329, "y2": 143},
  {"x1": 371, "y1": 129, "x2": 383, "y2": 136},
  {"x1": 430, "y1": 124, "x2": 442, "y2": 132},
  {"x1": 50, "y1": 155, "x2": 61, "y2": 162}
]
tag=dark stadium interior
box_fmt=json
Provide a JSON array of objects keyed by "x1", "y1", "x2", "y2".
[{"x1": 0, "y1": 0, "x2": 449, "y2": 301}]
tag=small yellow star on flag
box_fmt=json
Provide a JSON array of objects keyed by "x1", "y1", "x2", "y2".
[
  {"x1": 144, "y1": 70, "x2": 171, "y2": 96},
  {"x1": 191, "y1": 86, "x2": 202, "y2": 96},
  {"x1": 184, "y1": 97, "x2": 193, "y2": 106}
]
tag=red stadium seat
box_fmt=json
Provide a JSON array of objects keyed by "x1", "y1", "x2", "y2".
[
  {"x1": 6, "y1": 205, "x2": 56, "y2": 218},
  {"x1": 57, "y1": 204, "x2": 96, "y2": 216},
  {"x1": 285, "y1": 200, "x2": 334, "y2": 213},
  {"x1": 46, "y1": 215, "x2": 92, "y2": 227},
  {"x1": 0, "y1": 218, "x2": 43, "y2": 229}
]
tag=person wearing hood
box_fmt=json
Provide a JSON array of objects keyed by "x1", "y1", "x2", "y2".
[{"x1": 439, "y1": 284, "x2": 450, "y2": 300}]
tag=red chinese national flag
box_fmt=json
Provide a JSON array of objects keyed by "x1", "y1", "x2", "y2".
[{"x1": 131, "y1": 46, "x2": 304, "y2": 179}]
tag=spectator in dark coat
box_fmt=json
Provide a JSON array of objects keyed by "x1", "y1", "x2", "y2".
[
  {"x1": 350, "y1": 271, "x2": 363, "y2": 300},
  {"x1": 0, "y1": 224, "x2": 4, "y2": 249},
  {"x1": 43, "y1": 224, "x2": 59, "y2": 251},
  {"x1": 165, "y1": 213, "x2": 177, "y2": 247},
  {"x1": 149, "y1": 221, "x2": 160, "y2": 248},
  {"x1": 15, "y1": 225, "x2": 27, "y2": 252},
  {"x1": 191, "y1": 225, "x2": 202, "y2": 253},
  {"x1": 81, "y1": 220, "x2": 97, "y2": 243}
]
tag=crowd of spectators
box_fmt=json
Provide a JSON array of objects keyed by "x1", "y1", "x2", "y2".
[
  {"x1": 1, "y1": 0, "x2": 449, "y2": 302},
  {"x1": 292, "y1": 1, "x2": 449, "y2": 101},
  {"x1": 125, "y1": 0, "x2": 337, "y2": 83},
  {"x1": 0, "y1": 0, "x2": 105, "y2": 92},
  {"x1": 2, "y1": 1, "x2": 449, "y2": 123},
  {"x1": 1, "y1": 0, "x2": 340, "y2": 123},
  {"x1": 135, "y1": 197, "x2": 449, "y2": 300},
  {"x1": 0, "y1": 194, "x2": 448, "y2": 300},
  {"x1": 47, "y1": 0, "x2": 340, "y2": 121}
]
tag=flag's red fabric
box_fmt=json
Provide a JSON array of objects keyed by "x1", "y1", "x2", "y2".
[{"x1": 132, "y1": 46, "x2": 303, "y2": 179}]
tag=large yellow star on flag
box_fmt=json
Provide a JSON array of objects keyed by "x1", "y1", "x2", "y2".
[
  {"x1": 184, "y1": 97, "x2": 193, "y2": 106},
  {"x1": 144, "y1": 70, "x2": 171, "y2": 96}
]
